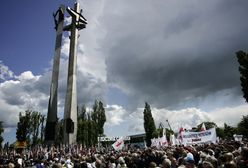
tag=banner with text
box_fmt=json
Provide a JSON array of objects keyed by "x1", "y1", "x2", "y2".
[
  {"x1": 98, "y1": 136, "x2": 130, "y2": 142},
  {"x1": 112, "y1": 137, "x2": 125, "y2": 151},
  {"x1": 181, "y1": 128, "x2": 217, "y2": 146}
]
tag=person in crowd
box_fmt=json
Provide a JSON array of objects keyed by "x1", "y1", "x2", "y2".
[{"x1": 0, "y1": 140, "x2": 247, "y2": 168}]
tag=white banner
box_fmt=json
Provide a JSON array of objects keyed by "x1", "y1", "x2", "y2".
[
  {"x1": 98, "y1": 136, "x2": 130, "y2": 142},
  {"x1": 181, "y1": 128, "x2": 217, "y2": 146},
  {"x1": 233, "y1": 134, "x2": 243, "y2": 142},
  {"x1": 170, "y1": 134, "x2": 180, "y2": 146},
  {"x1": 151, "y1": 135, "x2": 168, "y2": 148},
  {"x1": 112, "y1": 137, "x2": 125, "y2": 151}
]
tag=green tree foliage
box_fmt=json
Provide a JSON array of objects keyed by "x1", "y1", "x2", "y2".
[
  {"x1": 224, "y1": 123, "x2": 237, "y2": 140},
  {"x1": 40, "y1": 115, "x2": 45, "y2": 142},
  {"x1": 98, "y1": 101, "x2": 106, "y2": 135},
  {"x1": 237, "y1": 115, "x2": 248, "y2": 138},
  {"x1": 216, "y1": 127, "x2": 225, "y2": 139},
  {"x1": 30, "y1": 111, "x2": 42, "y2": 146},
  {"x1": 77, "y1": 106, "x2": 89, "y2": 146},
  {"x1": 87, "y1": 113, "x2": 93, "y2": 147},
  {"x1": 236, "y1": 50, "x2": 248, "y2": 102},
  {"x1": 78, "y1": 105, "x2": 87, "y2": 120},
  {"x1": 0, "y1": 121, "x2": 4, "y2": 149},
  {"x1": 77, "y1": 101, "x2": 107, "y2": 147},
  {"x1": 143, "y1": 102, "x2": 157, "y2": 147},
  {"x1": 77, "y1": 102, "x2": 106, "y2": 148},
  {"x1": 30, "y1": 111, "x2": 45, "y2": 146},
  {"x1": 91, "y1": 100, "x2": 106, "y2": 144},
  {"x1": 16, "y1": 110, "x2": 45, "y2": 146},
  {"x1": 16, "y1": 111, "x2": 32, "y2": 142}
]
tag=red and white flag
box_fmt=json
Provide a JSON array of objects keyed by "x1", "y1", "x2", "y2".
[
  {"x1": 160, "y1": 135, "x2": 168, "y2": 146},
  {"x1": 112, "y1": 137, "x2": 124, "y2": 151},
  {"x1": 178, "y1": 127, "x2": 184, "y2": 144},
  {"x1": 200, "y1": 123, "x2": 206, "y2": 132},
  {"x1": 178, "y1": 127, "x2": 184, "y2": 139}
]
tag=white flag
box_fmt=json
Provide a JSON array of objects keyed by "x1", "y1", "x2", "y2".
[
  {"x1": 112, "y1": 137, "x2": 124, "y2": 151},
  {"x1": 200, "y1": 123, "x2": 206, "y2": 132},
  {"x1": 170, "y1": 134, "x2": 176, "y2": 146},
  {"x1": 160, "y1": 135, "x2": 168, "y2": 147}
]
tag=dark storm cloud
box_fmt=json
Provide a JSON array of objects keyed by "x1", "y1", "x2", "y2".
[
  {"x1": 57, "y1": 59, "x2": 106, "y2": 108},
  {"x1": 100, "y1": 0, "x2": 248, "y2": 109},
  {"x1": 76, "y1": 70, "x2": 106, "y2": 106}
]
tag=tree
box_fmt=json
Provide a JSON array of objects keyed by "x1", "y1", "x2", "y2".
[
  {"x1": 0, "y1": 121, "x2": 4, "y2": 149},
  {"x1": 216, "y1": 127, "x2": 225, "y2": 139},
  {"x1": 77, "y1": 105, "x2": 88, "y2": 146},
  {"x1": 143, "y1": 102, "x2": 157, "y2": 147},
  {"x1": 223, "y1": 123, "x2": 237, "y2": 140},
  {"x1": 236, "y1": 50, "x2": 248, "y2": 102},
  {"x1": 97, "y1": 101, "x2": 106, "y2": 135},
  {"x1": 16, "y1": 111, "x2": 32, "y2": 143},
  {"x1": 16, "y1": 110, "x2": 45, "y2": 146},
  {"x1": 78, "y1": 105, "x2": 87, "y2": 121},
  {"x1": 87, "y1": 113, "x2": 93, "y2": 147},
  {"x1": 40, "y1": 115, "x2": 45, "y2": 142},
  {"x1": 30, "y1": 111, "x2": 41, "y2": 146},
  {"x1": 91, "y1": 100, "x2": 106, "y2": 144},
  {"x1": 237, "y1": 115, "x2": 248, "y2": 138}
]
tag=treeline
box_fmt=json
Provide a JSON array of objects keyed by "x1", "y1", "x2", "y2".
[
  {"x1": 14, "y1": 100, "x2": 106, "y2": 148},
  {"x1": 77, "y1": 100, "x2": 106, "y2": 147},
  {"x1": 143, "y1": 102, "x2": 248, "y2": 147},
  {"x1": 16, "y1": 111, "x2": 45, "y2": 147}
]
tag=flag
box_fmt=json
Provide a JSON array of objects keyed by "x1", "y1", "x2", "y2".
[
  {"x1": 162, "y1": 128, "x2": 166, "y2": 136},
  {"x1": 160, "y1": 135, "x2": 168, "y2": 146},
  {"x1": 170, "y1": 134, "x2": 176, "y2": 146},
  {"x1": 200, "y1": 123, "x2": 206, "y2": 132},
  {"x1": 178, "y1": 127, "x2": 184, "y2": 144},
  {"x1": 112, "y1": 137, "x2": 124, "y2": 151},
  {"x1": 178, "y1": 127, "x2": 184, "y2": 139},
  {"x1": 151, "y1": 138, "x2": 157, "y2": 147},
  {"x1": 160, "y1": 128, "x2": 168, "y2": 146}
]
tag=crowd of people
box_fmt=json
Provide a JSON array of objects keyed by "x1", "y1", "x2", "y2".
[{"x1": 0, "y1": 140, "x2": 248, "y2": 168}]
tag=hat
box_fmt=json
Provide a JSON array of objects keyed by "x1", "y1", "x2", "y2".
[{"x1": 184, "y1": 152, "x2": 194, "y2": 162}]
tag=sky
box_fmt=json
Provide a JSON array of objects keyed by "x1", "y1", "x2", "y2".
[{"x1": 1, "y1": 0, "x2": 248, "y2": 143}]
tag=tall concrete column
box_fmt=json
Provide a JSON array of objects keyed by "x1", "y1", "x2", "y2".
[
  {"x1": 45, "y1": 5, "x2": 65, "y2": 143},
  {"x1": 63, "y1": 2, "x2": 87, "y2": 145}
]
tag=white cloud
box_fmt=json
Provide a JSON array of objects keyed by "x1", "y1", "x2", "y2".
[
  {"x1": 1, "y1": 0, "x2": 248, "y2": 142},
  {"x1": 209, "y1": 105, "x2": 248, "y2": 127},
  {"x1": 0, "y1": 61, "x2": 15, "y2": 80},
  {"x1": 77, "y1": 0, "x2": 107, "y2": 82},
  {"x1": 105, "y1": 104, "x2": 125, "y2": 126},
  {"x1": 103, "y1": 104, "x2": 248, "y2": 135},
  {"x1": 0, "y1": 70, "x2": 49, "y2": 127},
  {"x1": 17, "y1": 71, "x2": 40, "y2": 81},
  {"x1": 60, "y1": 36, "x2": 70, "y2": 58}
]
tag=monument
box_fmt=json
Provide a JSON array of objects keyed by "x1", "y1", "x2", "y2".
[
  {"x1": 45, "y1": 5, "x2": 65, "y2": 143},
  {"x1": 45, "y1": 2, "x2": 87, "y2": 145},
  {"x1": 63, "y1": 2, "x2": 87, "y2": 145}
]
